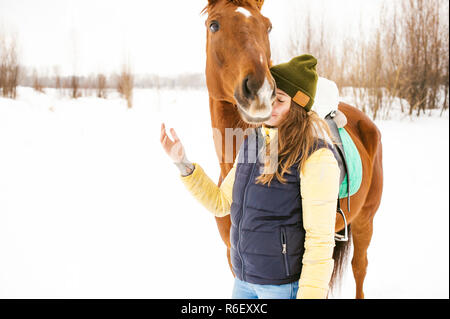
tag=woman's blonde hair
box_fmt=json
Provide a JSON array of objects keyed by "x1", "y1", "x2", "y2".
[{"x1": 255, "y1": 100, "x2": 337, "y2": 186}]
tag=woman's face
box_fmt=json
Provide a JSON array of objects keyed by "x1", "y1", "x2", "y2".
[{"x1": 264, "y1": 89, "x2": 291, "y2": 127}]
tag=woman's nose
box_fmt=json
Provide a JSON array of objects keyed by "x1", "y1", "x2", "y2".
[{"x1": 272, "y1": 100, "x2": 279, "y2": 108}]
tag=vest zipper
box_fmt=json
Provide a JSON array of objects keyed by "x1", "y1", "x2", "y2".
[{"x1": 281, "y1": 227, "x2": 290, "y2": 276}]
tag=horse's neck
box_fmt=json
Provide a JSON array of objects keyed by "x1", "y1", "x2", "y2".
[
  {"x1": 209, "y1": 98, "x2": 241, "y2": 127},
  {"x1": 209, "y1": 98, "x2": 253, "y2": 177}
]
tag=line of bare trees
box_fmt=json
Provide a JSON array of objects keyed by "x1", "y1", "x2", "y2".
[
  {"x1": 0, "y1": 30, "x2": 136, "y2": 107},
  {"x1": 286, "y1": 0, "x2": 449, "y2": 119},
  {"x1": 30, "y1": 70, "x2": 108, "y2": 99},
  {"x1": 24, "y1": 69, "x2": 205, "y2": 100},
  {"x1": 9, "y1": 56, "x2": 205, "y2": 109}
]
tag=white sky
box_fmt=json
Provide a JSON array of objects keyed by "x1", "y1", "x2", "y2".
[{"x1": 0, "y1": 0, "x2": 383, "y2": 76}]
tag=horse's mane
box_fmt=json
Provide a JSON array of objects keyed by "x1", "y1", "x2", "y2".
[{"x1": 201, "y1": 0, "x2": 263, "y2": 15}]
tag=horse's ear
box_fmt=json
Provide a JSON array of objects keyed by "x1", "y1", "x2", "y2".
[{"x1": 254, "y1": 0, "x2": 264, "y2": 10}]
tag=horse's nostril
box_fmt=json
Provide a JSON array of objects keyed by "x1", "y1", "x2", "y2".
[{"x1": 243, "y1": 76, "x2": 252, "y2": 99}]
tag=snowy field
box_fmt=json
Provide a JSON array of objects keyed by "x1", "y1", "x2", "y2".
[{"x1": 0, "y1": 87, "x2": 448, "y2": 298}]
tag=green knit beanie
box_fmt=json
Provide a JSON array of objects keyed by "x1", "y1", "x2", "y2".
[{"x1": 270, "y1": 54, "x2": 318, "y2": 112}]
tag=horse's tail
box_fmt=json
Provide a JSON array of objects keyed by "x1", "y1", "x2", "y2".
[{"x1": 329, "y1": 225, "x2": 352, "y2": 293}]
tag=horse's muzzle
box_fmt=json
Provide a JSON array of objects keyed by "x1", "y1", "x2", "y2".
[{"x1": 234, "y1": 76, "x2": 276, "y2": 124}]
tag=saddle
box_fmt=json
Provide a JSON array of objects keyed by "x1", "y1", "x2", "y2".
[
  {"x1": 324, "y1": 109, "x2": 351, "y2": 241},
  {"x1": 324, "y1": 110, "x2": 351, "y2": 210}
]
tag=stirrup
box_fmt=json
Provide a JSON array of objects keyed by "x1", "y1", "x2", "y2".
[{"x1": 335, "y1": 208, "x2": 349, "y2": 242}]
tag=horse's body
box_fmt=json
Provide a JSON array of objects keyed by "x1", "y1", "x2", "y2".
[{"x1": 203, "y1": 0, "x2": 383, "y2": 299}]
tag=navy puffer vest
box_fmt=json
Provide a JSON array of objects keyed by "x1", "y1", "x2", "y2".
[{"x1": 230, "y1": 128, "x2": 338, "y2": 285}]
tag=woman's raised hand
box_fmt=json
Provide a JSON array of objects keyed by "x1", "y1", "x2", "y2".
[{"x1": 160, "y1": 123, "x2": 187, "y2": 163}]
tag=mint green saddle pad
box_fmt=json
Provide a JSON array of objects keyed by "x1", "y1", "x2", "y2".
[{"x1": 338, "y1": 127, "x2": 362, "y2": 199}]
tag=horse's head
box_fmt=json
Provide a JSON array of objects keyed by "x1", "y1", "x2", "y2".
[{"x1": 203, "y1": 0, "x2": 275, "y2": 124}]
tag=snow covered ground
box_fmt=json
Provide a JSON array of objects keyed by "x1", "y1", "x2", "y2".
[{"x1": 0, "y1": 87, "x2": 448, "y2": 298}]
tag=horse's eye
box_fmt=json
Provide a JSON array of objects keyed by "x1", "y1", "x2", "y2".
[{"x1": 209, "y1": 21, "x2": 220, "y2": 33}]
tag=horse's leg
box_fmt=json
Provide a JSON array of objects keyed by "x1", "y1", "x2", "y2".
[
  {"x1": 214, "y1": 172, "x2": 234, "y2": 275},
  {"x1": 351, "y1": 143, "x2": 383, "y2": 299},
  {"x1": 350, "y1": 215, "x2": 374, "y2": 299},
  {"x1": 214, "y1": 215, "x2": 234, "y2": 276}
]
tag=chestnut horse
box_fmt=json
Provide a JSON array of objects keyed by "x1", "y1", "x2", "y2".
[{"x1": 202, "y1": 0, "x2": 383, "y2": 299}]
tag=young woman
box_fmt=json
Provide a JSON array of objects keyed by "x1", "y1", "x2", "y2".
[{"x1": 160, "y1": 55, "x2": 341, "y2": 299}]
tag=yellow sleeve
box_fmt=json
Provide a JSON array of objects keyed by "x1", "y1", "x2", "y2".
[
  {"x1": 297, "y1": 147, "x2": 340, "y2": 299},
  {"x1": 179, "y1": 158, "x2": 237, "y2": 217}
]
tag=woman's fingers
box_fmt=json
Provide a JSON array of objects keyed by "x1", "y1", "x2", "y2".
[
  {"x1": 160, "y1": 123, "x2": 180, "y2": 146},
  {"x1": 160, "y1": 123, "x2": 167, "y2": 143},
  {"x1": 170, "y1": 128, "x2": 180, "y2": 142},
  {"x1": 161, "y1": 135, "x2": 168, "y2": 148},
  {"x1": 160, "y1": 123, "x2": 186, "y2": 162},
  {"x1": 160, "y1": 123, "x2": 172, "y2": 144}
]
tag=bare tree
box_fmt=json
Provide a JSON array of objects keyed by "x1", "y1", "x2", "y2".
[
  {"x1": 118, "y1": 61, "x2": 134, "y2": 108},
  {"x1": 53, "y1": 65, "x2": 63, "y2": 97},
  {"x1": 69, "y1": 27, "x2": 82, "y2": 99},
  {"x1": 441, "y1": 8, "x2": 449, "y2": 116},
  {"x1": 0, "y1": 35, "x2": 6, "y2": 96},
  {"x1": 32, "y1": 69, "x2": 44, "y2": 93},
  {"x1": 97, "y1": 73, "x2": 107, "y2": 98},
  {"x1": 71, "y1": 75, "x2": 80, "y2": 99},
  {"x1": 381, "y1": 2, "x2": 404, "y2": 118},
  {"x1": 396, "y1": 0, "x2": 447, "y2": 116},
  {"x1": 0, "y1": 34, "x2": 20, "y2": 99}
]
